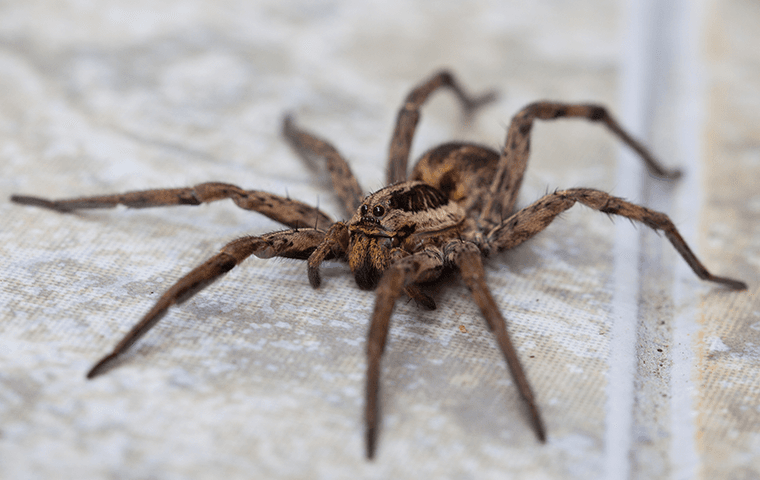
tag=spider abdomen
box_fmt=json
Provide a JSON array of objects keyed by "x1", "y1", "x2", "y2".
[{"x1": 410, "y1": 142, "x2": 499, "y2": 216}]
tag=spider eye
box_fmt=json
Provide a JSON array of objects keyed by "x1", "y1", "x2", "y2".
[
  {"x1": 372, "y1": 205, "x2": 385, "y2": 217},
  {"x1": 360, "y1": 205, "x2": 368, "y2": 216}
]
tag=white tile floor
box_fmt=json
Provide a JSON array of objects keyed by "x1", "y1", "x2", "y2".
[{"x1": 0, "y1": 1, "x2": 757, "y2": 478}]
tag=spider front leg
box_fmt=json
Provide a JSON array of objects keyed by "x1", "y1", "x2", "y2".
[
  {"x1": 87, "y1": 228, "x2": 328, "y2": 378},
  {"x1": 487, "y1": 188, "x2": 747, "y2": 290},
  {"x1": 11, "y1": 183, "x2": 333, "y2": 230},
  {"x1": 387, "y1": 70, "x2": 498, "y2": 184},
  {"x1": 444, "y1": 240, "x2": 546, "y2": 442},
  {"x1": 365, "y1": 248, "x2": 445, "y2": 459}
]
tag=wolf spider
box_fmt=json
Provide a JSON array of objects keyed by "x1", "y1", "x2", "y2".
[{"x1": 11, "y1": 70, "x2": 746, "y2": 459}]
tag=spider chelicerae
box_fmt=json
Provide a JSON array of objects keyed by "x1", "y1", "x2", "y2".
[{"x1": 11, "y1": 70, "x2": 747, "y2": 459}]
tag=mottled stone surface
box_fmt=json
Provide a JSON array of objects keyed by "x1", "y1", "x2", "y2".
[{"x1": 0, "y1": 1, "x2": 756, "y2": 479}]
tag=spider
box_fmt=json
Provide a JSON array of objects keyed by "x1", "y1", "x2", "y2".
[{"x1": 11, "y1": 70, "x2": 747, "y2": 459}]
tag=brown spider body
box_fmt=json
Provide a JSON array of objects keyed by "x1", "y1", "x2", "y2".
[
  {"x1": 333, "y1": 143, "x2": 502, "y2": 291},
  {"x1": 11, "y1": 70, "x2": 746, "y2": 460}
]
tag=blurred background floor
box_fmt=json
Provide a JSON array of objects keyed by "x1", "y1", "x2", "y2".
[{"x1": 0, "y1": 0, "x2": 758, "y2": 479}]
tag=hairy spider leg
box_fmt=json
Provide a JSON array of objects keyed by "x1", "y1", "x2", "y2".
[
  {"x1": 479, "y1": 102, "x2": 683, "y2": 228},
  {"x1": 283, "y1": 115, "x2": 364, "y2": 217},
  {"x1": 87, "y1": 229, "x2": 328, "y2": 378},
  {"x1": 11, "y1": 182, "x2": 333, "y2": 230},
  {"x1": 365, "y1": 248, "x2": 445, "y2": 459},
  {"x1": 444, "y1": 241, "x2": 546, "y2": 442},
  {"x1": 386, "y1": 70, "x2": 498, "y2": 185},
  {"x1": 487, "y1": 188, "x2": 747, "y2": 290}
]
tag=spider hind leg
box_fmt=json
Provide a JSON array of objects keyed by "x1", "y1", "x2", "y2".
[
  {"x1": 479, "y1": 102, "x2": 683, "y2": 227},
  {"x1": 283, "y1": 115, "x2": 364, "y2": 217},
  {"x1": 387, "y1": 70, "x2": 498, "y2": 185}
]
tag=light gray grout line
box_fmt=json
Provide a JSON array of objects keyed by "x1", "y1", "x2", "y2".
[
  {"x1": 670, "y1": 0, "x2": 706, "y2": 478},
  {"x1": 605, "y1": 0, "x2": 655, "y2": 478},
  {"x1": 605, "y1": 0, "x2": 658, "y2": 479}
]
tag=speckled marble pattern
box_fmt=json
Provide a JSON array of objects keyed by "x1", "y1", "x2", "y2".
[{"x1": 0, "y1": 1, "x2": 757, "y2": 479}]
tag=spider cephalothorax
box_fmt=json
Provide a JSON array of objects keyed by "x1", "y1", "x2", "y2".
[
  {"x1": 11, "y1": 70, "x2": 746, "y2": 459},
  {"x1": 344, "y1": 181, "x2": 466, "y2": 289}
]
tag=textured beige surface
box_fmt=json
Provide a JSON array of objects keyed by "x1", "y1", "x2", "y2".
[
  {"x1": 0, "y1": 0, "x2": 757, "y2": 479},
  {"x1": 698, "y1": 1, "x2": 760, "y2": 478}
]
